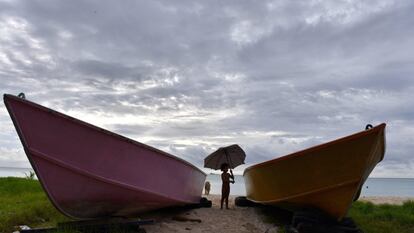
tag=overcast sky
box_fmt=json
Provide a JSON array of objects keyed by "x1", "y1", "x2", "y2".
[{"x1": 0, "y1": 0, "x2": 413, "y2": 177}]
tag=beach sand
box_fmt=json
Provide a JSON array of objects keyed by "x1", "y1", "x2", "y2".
[
  {"x1": 142, "y1": 194, "x2": 276, "y2": 233},
  {"x1": 141, "y1": 195, "x2": 413, "y2": 233},
  {"x1": 360, "y1": 196, "x2": 414, "y2": 205}
]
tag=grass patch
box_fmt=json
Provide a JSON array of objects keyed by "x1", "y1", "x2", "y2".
[
  {"x1": 256, "y1": 200, "x2": 414, "y2": 233},
  {"x1": 0, "y1": 177, "x2": 145, "y2": 233},
  {"x1": 349, "y1": 201, "x2": 414, "y2": 233},
  {"x1": 0, "y1": 177, "x2": 68, "y2": 233}
]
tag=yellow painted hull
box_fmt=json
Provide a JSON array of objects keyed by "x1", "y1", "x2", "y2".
[{"x1": 244, "y1": 124, "x2": 386, "y2": 220}]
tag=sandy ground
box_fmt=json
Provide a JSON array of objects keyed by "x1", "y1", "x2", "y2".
[
  {"x1": 141, "y1": 195, "x2": 414, "y2": 233},
  {"x1": 142, "y1": 195, "x2": 277, "y2": 233},
  {"x1": 360, "y1": 196, "x2": 414, "y2": 205}
]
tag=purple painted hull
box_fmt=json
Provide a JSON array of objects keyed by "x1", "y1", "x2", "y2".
[{"x1": 4, "y1": 94, "x2": 206, "y2": 219}]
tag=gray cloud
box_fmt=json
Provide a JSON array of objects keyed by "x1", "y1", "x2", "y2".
[{"x1": 0, "y1": 0, "x2": 413, "y2": 177}]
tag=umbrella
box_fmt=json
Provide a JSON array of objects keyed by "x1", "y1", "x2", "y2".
[{"x1": 204, "y1": 144, "x2": 246, "y2": 170}]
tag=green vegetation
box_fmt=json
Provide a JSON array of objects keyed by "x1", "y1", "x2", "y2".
[
  {"x1": 257, "y1": 199, "x2": 414, "y2": 233},
  {"x1": 349, "y1": 201, "x2": 414, "y2": 233},
  {"x1": 0, "y1": 177, "x2": 68, "y2": 233},
  {"x1": 24, "y1": 171, "x2": 36, "y2": 180}
]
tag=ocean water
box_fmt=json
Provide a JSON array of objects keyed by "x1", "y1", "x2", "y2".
[
  {"x1": 1, "y1": 167, "x2": 413, "y2": 197},
  {"x1": 204, "y1": 174, "x2": 414, "y2": 197},
  {"x1": 205, "y1": 173, "x2": 246, "y2": 196},
  {"x1": 0, "y1": 167, "x2": 34, "y2": 178},
  {"x1": 360, "y1": 178, "x2": 414, "y2": 197}
]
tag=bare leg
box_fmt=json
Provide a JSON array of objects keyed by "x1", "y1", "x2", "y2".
[
  {"x1": 225, "y1": 197, "x2": 229, "y2": 209},
  {"x1": 220, "y1": 196, "x2": 224, "y2": 209}
]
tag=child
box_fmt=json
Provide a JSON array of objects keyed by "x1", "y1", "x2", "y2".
[{"x1": 220, "y1": 163, "x2": 235, "y2": 209}]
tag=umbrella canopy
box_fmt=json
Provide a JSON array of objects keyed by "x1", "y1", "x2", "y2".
[{"x1": 204, "y1": 144, "x2": 246, "y2": 170}]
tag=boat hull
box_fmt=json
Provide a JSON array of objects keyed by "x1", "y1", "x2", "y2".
[
  {"x1": 4, "y1": 94, "x2": 206, "y2": 219},
  {"x1": 244, "y1": 124, "x2": 386, "y2": 220}
]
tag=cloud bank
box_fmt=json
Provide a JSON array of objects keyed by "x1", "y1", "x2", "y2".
[{"x1": 1, "y1": 0, "x2": 413, "y2": 177}]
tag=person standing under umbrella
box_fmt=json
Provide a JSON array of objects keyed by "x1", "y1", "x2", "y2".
[
  {"x1": 204, "y1": 144, "x2": 245, "y2": 209},
  {"x1": 220, "y1": 163, "x2": 235, "y2": 209}
]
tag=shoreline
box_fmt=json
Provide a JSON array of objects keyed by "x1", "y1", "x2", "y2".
[{"x1": 360, "y1": 196, "x2": 414, "y2": 205}]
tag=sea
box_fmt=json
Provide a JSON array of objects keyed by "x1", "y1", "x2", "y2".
[
  {"x1": 205, "y1": 174, "x2": 414, "y2": 197},
  {"x1": 0, "y1": 167, "x2": 36, "y2": 179},
  {"x1": 1, "y1": 167, "x2": 414, "y2": 197}
]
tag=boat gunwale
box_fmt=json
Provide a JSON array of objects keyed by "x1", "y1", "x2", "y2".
[
  {"x1": 3, "y1": 94, "x2": 206, "y2": 176},
  {"x1": 243, "y1": 123, "x2": 386, "y2": 175}
]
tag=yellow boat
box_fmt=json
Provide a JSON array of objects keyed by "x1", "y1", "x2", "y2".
[{"x1": 243, "y1": 123, "x2": 386, "y2": 220}]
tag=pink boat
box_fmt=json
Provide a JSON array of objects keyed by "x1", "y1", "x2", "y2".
[{"x1": 4, "y1": 94, "x2": 206, "y2": 219}]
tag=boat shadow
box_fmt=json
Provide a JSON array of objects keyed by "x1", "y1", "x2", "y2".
[{"x1": 139, "y1": 199, "x2": 212, "y2": 223}]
